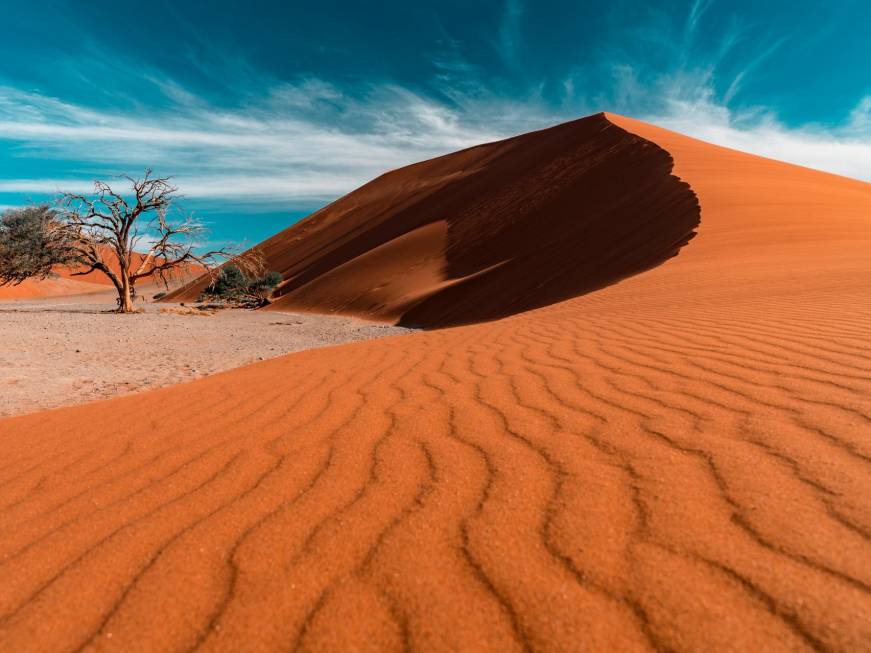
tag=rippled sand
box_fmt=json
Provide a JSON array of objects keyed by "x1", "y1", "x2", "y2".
[{"x1": 0, "y1": 114, "x2": 869, "y2": 651}]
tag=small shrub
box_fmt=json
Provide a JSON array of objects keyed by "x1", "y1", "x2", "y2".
[
  {"x1": 206, "y1": 265, "x2": 247, "y2": 297},
  {"x1": 152, "y1": 292, "x2": 167, "y2": 300},
  {"x1": 201, "y1": 265, "x2": 282, "y2": 307}
]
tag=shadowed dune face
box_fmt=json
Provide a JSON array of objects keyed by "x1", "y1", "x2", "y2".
[
  {"x1": 168, "y1": 113, "x2": 700, "y2": 327},
  {"x1": 1, "y1": 116, "x2": 871, "y2": 652}
]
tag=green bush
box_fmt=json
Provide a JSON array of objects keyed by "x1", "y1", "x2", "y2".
[
  {"x1": 202, "y1": 265, "x2": 282, "y2": 306},
  {"x1": 0, "y1": 205, "x2": 79, "y2": 285}
]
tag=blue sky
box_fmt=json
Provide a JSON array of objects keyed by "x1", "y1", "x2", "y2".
[{"x1": 1, "y1": 0, "x2": 869, "y2": 245}]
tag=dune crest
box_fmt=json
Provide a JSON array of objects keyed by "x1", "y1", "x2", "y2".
[{"x1": 1, "y1": 114, "x2": 870, "y2": 651}]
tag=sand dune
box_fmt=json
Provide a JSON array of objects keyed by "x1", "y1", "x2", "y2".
[
  {"x1": 168, "y1": 113, "x2": 700, "y2": 327},
  {"x1": 1, "y1": 114, "x2": 870, "y2": 651}
]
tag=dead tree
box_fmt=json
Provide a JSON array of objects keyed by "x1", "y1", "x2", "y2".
[
  {"x1": 0, "y1": 170, "x2": 263, "y2": 313},
  {"x1": 55, "y1": 170, "x2": 242, "y2": 312}
]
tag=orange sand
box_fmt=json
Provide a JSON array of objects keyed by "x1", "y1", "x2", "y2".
[{"x1": 0, "y1": 114, "x2": 869, "y2": 651}]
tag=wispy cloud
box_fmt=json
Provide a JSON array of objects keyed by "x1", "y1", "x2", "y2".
[
  {"x1": 722, "y1": 36, "x2": 787, "y2": 104},
  {"x1": 0, "y1": 83, "x2": 515, "y2": 204},
  {"x1": 0, "y1": 54, "x2": 570, "y2": 207},
  {"x1": 685, "y1": 0, "x2": 713, "y2": 41}
]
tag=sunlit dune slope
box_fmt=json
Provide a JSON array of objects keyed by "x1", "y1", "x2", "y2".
[
  {"x1": 604, "y1": 113, "x2": 871, "y2": 305},
  {"x1": 168, "y1": 113, "x2": 700, "y2": 327},
  {"x1": 1, "y1": 114, "x2": 870, "y2": 652}
]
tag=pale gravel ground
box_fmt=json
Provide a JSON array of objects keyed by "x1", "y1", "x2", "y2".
[{"x1": 0, "y1": 292, "x2": 412, "y2": 417}]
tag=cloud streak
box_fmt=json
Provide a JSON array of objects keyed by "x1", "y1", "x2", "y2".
[{"x1": 0, "y1": 83, "x2": 514, "y2": 204}]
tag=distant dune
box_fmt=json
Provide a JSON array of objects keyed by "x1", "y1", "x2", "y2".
[
  {"x1": 0, "y1": 250, "x2": 123, "y2": 300},
  {"x1": 168, "y1": 113, "x2": 700, "y2": 327},
  {"x1": 0, "y1": 249, "x2": 200, "y2": 301},
  {"x1": 1, "y1": 114, "x2": 870, "y2": 651},
  {"x1": 0, "y1": 275, "x2": 108, "y2": 299}
]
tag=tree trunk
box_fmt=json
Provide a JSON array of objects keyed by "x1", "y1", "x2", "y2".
[{"x1": 117, "y1": 273, "x2": 135, "y2": 313}]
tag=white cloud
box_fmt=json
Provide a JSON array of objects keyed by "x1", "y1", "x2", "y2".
[
  {"x1": 0, "y1": 84, "x2": 512, "y2": 204},
  {"x1": 0, "y1": 179, "x2": 95, "y2": 194}
]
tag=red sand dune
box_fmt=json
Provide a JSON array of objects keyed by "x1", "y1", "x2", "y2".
[
  {"x1": 168, "y1": 114, "x2": 700, "y2": 327},
  {"x1": 1, "y1": 114, "x2": 870, "y2": 652}
]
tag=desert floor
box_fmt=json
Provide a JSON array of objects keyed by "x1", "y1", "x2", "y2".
[{"x1": 0, "y1": 292, "x2": 410, "y2": 416}]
